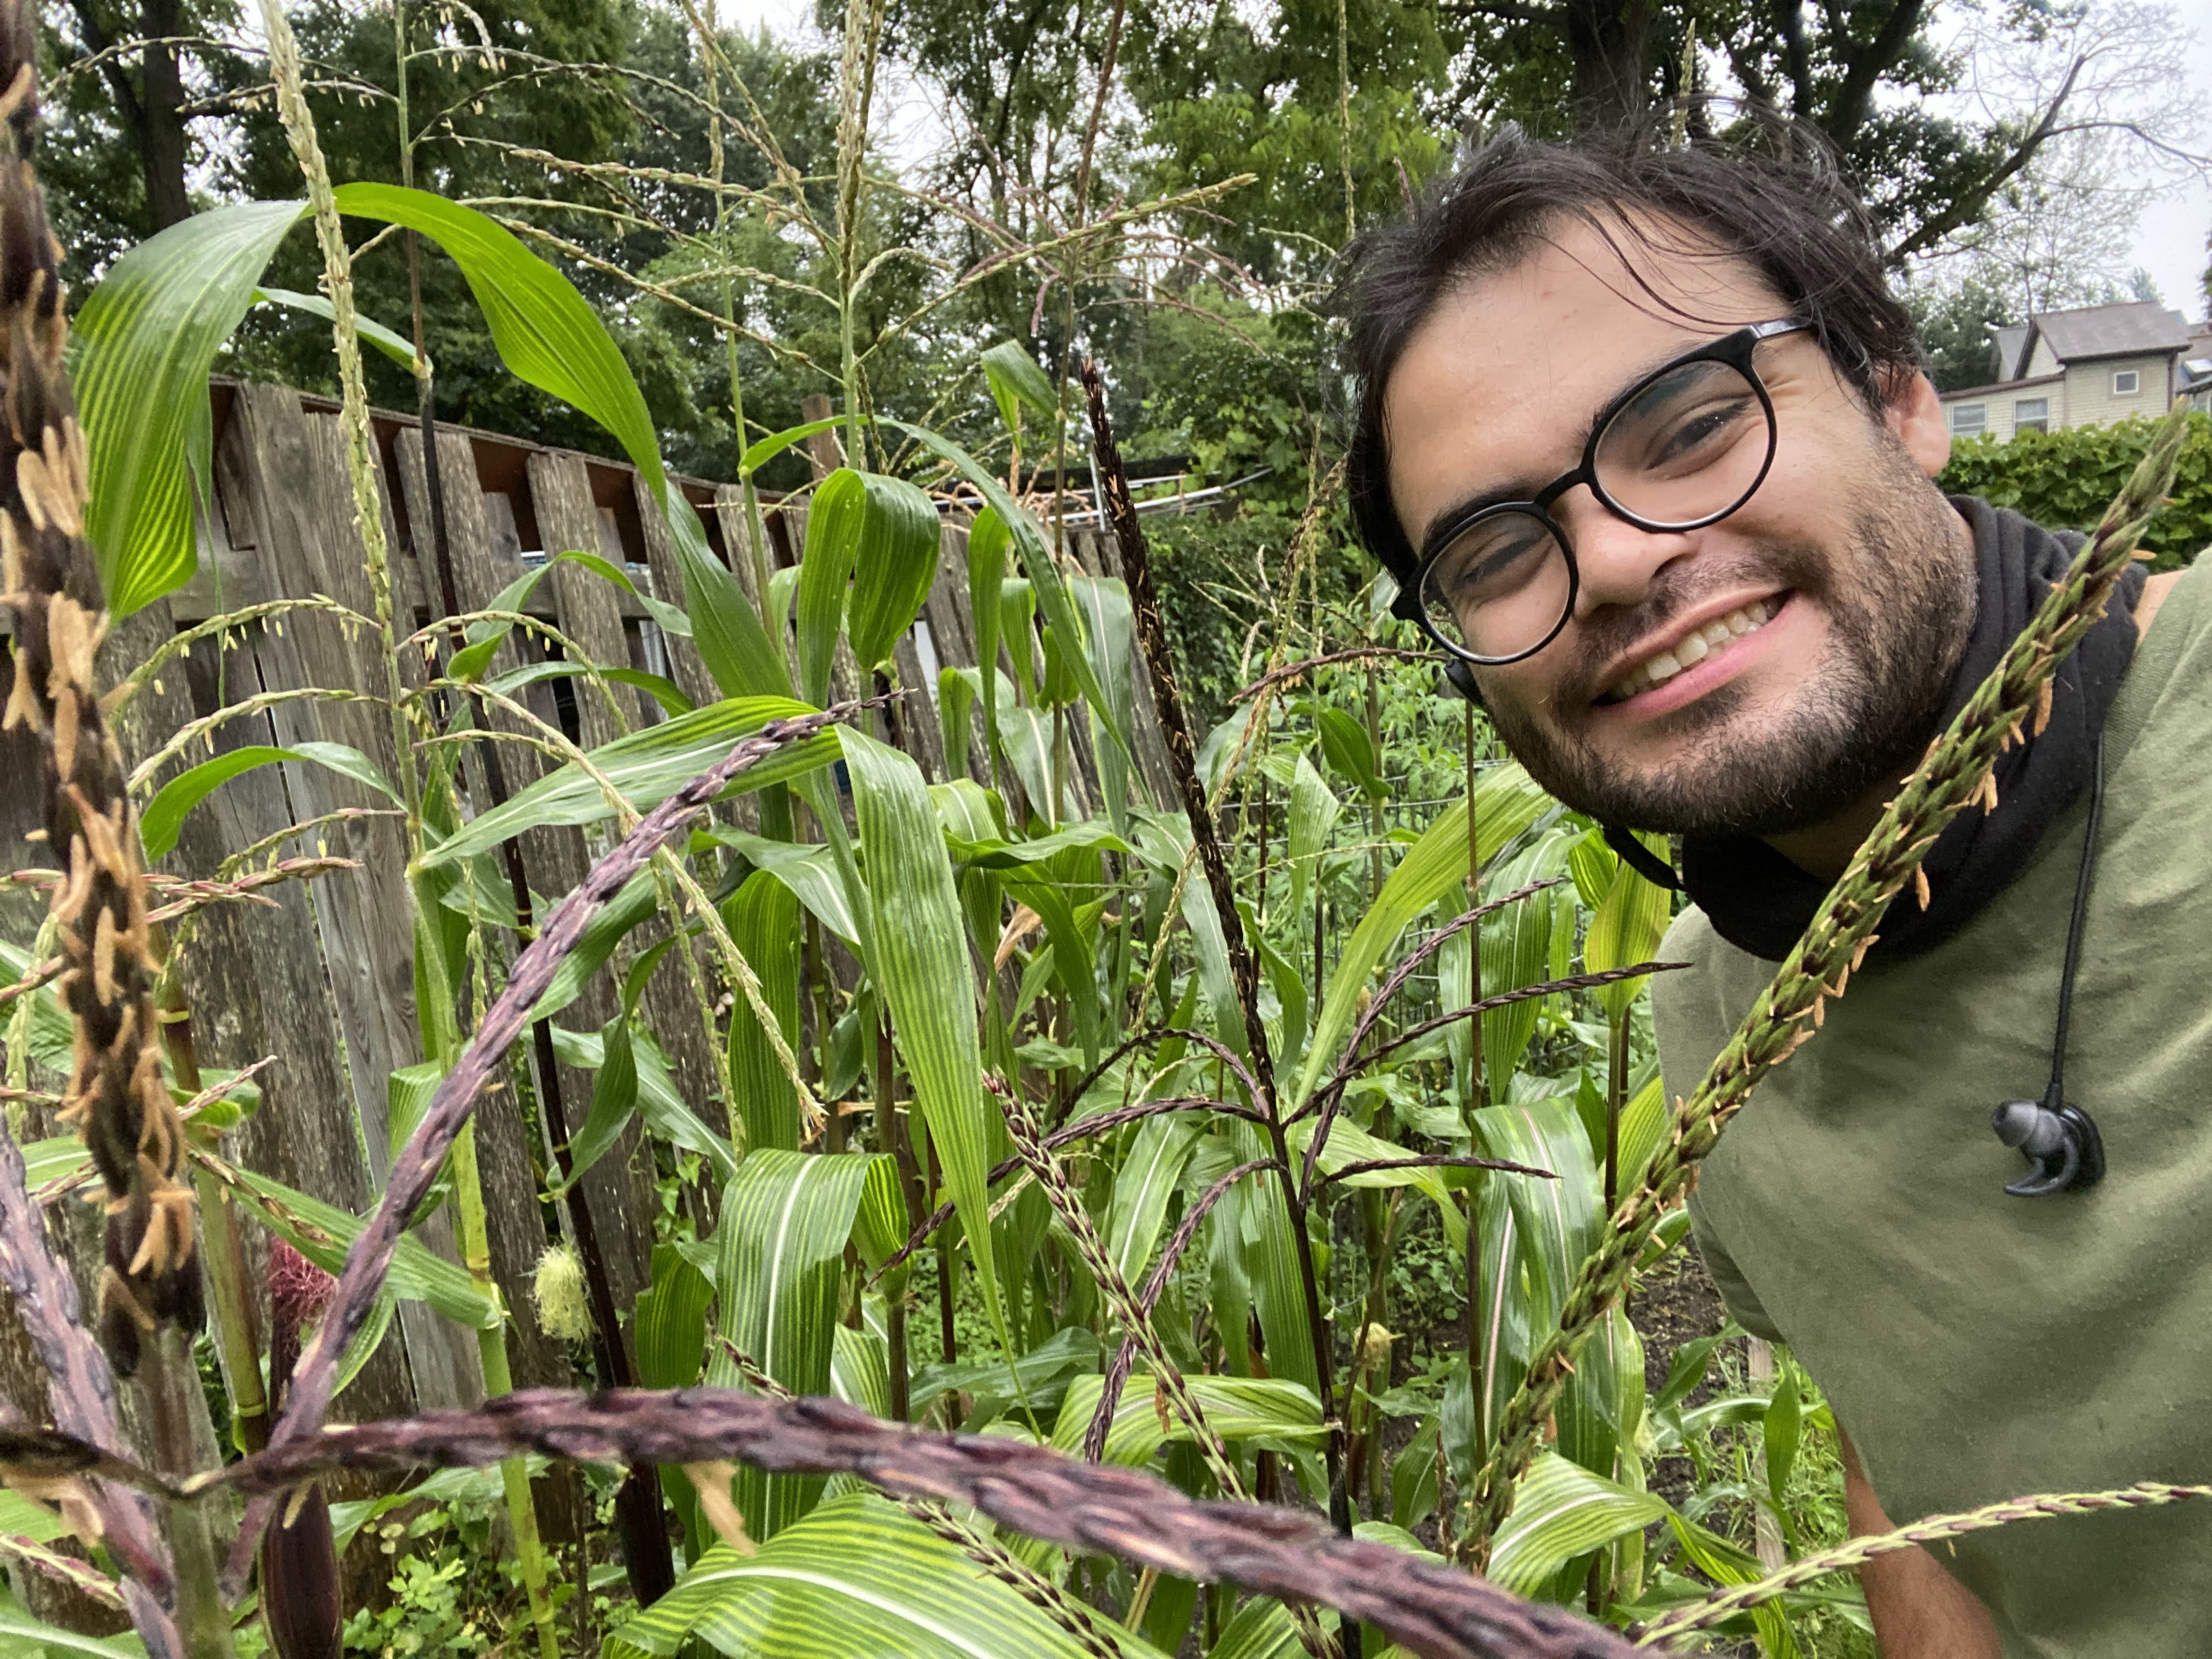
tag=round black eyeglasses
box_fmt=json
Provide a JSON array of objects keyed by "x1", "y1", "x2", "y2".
[{"x1": 1395, "y1": 318, "x2": 1810, "y2": 666}]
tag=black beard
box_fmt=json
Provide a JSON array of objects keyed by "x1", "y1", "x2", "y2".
[{"x1": 1478, "y1": 479, "x2": 1975, "y2": 838}]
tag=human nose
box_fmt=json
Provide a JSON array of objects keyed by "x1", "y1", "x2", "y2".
[{"x1": 1555, "y1": 486, "x2": 1697, "y2": 619}]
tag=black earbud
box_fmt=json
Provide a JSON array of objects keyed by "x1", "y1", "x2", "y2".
[
  {"x1": 1990, "y1": 731, "x2": 2108, "y2": 1199},
  {"x1": 1990, "y1": 1096, "x2": 2104, "y2": 1197}
]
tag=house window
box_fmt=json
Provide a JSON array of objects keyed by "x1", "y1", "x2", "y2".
[
  {"x1": 1951, "y1": 403, "x2": 1986, "y2": 435},
  {"x1": 2112, "y1": 369, "x2": 2140, "y2": 396},
  {"x1": 2014, "y1": 397, "x2": 2049, "y2": 434}
]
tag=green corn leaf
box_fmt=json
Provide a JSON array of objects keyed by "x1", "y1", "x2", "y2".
[
  {"x1": 998, "y1": 866, "x2": 1101, "y2": 1064},
  {"x1": 1284, "y1": 754, "x2": 1340, "y2": 924},
  {"x1": 327, "y1": 184, "x2": 785, "y2": 702},
  {"x1": 721, "y1": 870, "x2": 801, "y2": 1154},
  {"x1": 1052, "y1": 1372, "x2": 1323, "y2": 1467},
  {"x1": 1125, "y1": 809, "x2": 1241, "y2": 1057},
  {"x1": 617, "y1": 1492, "x2": 1161, "y2": 1658},
  {"x1": 1069, "y1": 575, "x2": 1137, "y2": 830},
  {"x1": 139, "y1": 742, "x2": 398, "y2": 860},
  {"x1": 74, "y1": 199, "x2": 306, "y2": 614},
  {"x1": 550, "y1": 1025, "x2": 735, "y2": 1188},
  {"x1": 1316, "y1": 707, "x2": 1386, "y2": 803},
  {"x1": 1667, "y1": 1513, "x2": 1802, "y2": 1657},
  {"x1": 1584, "y1": 828, "x2": 1673, "y2": 1018},
  {"x1": 1295, "y1": 761, "x2": 1551, "y2": 1107},
  {"x1": 1479, "y1": 832, "x2": 1574, "y2": 1086},
  {"x1": 929, "y1": 778, "x2": 1004, "y2": 843},
  {"x1": 838, "y1": 725, "x2": 1007, "y2": 1344},
  {"x1": 418, "y1": 695, "x2": 831, "y2": 867},
  {"x1": 222, "y1": 1165, "x2": 500, "y2": 1330},
  {"x1": 1765, "y1": 1357, "x2": 1804, "y2": 1528},
  {"x1": 1206, "y1": 1597, "x2": 1302, "y2": 1659},
  {"x1": 795, "y1": 469, "x2": 864, "y2": 706},
  {"x1": 707, "y1": 1149, "x2": 886, "y2": 1540},
  {"x1": 703, "y1": 826, "x2": 862, "y2": 946},
  {"x1": 884, "y1": 420, "x2": 1128, "y2": 761},
  {"x1": 0, "y1": 1597, "x2": 139, "y2": 1656},
  {"x1": 946, "y1": 816, "x2": 1130, "y2": 870},
  {"x1": 1486, "y1": 1452, "x2": 1671, "y2": 1599},
  {"x1": 966, "y1": 509, "x2": 1008, "y2": 779},
  {"x1": 910, "y1": 1325, "x2": 1098, "y2": 1423},
  {"x1": 251, "y1": 284, "x2": 418, "y2": 371},
  {"x1": 529, "y1": 870, "x2": 657, "y2": 1022},
  {"x1": 981, "y1": 340, "x2": 1057, "y2": 436},
  {"x1": 831, "y1": 1322, "x2": 893, "y2": 1418},
  {"x1": 1103, "y1": 1111, "x2": 1203, "y2": 1288},
  {"x1": 741, "y1": 415, "x2": 843, "y2": 479},
  {"x1": 449, "y1": 551, "x2": 692, "y2": 684},
  {"x1": 488, "y1": 659, "x2": 694, "y2": 720},
  {"x1": 635, "y1": 1242, "x2": 714, "y2": 1390},
  {"x1": 544, "y1": 1013, "x2": 637, "y2": 1199},
  {"x1": 844, "y1": 475, "x2": 941, "y2": 674},
  {"x1": 998, "y1": 578, "x2": 1039, "y2": 697},
  {"x1": 0, "y1": 944, "x2": 73, "y2": 1074}
]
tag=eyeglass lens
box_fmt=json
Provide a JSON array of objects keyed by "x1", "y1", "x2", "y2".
[{"x1": 1419, "y1": 352, "x2": 1775, "y2": 662}]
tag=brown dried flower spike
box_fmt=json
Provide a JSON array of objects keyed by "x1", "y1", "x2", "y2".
[{"x1": 0, "y1": 10, "x2": 200, "y2": 1375}]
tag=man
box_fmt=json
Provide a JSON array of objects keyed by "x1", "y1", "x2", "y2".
[{"x1": 1342, "y1": 127, "x2": 2205, "y2": 1657}]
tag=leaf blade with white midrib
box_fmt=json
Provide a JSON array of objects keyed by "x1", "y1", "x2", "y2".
[{"x1": 1485, "y1": 1452, "x2": 1671, "y2": 1599}]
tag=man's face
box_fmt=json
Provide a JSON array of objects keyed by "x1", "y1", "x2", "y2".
[{"x1": 1383, "y1": 217, "x2": 1974, "y2": 838}]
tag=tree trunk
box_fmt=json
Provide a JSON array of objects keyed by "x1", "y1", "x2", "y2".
[
  {"x1": 1563, "y1": 0, "x2": 1655, "y2": 134},
  {"x1": 138, "y1": 0, "x2": 189, "y2": 230}
]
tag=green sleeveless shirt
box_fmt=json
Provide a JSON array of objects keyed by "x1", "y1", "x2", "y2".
[{"x1": 1654, "y1": 549, "x2": 2211, "y2": 1657}]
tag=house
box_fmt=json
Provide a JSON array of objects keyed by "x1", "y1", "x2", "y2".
[{"x1": 1938, "y1": 301, "x2": 2196, "y2": 443}]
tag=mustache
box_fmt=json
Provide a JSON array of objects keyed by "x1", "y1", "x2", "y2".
[{"x1": 1555, "y1": 542, "x2": 1829, "y2": 702}]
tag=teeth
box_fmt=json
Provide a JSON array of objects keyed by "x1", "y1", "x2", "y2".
[{"x1": 1604, "y1": 600, "x2": 1778, "y2": 703}]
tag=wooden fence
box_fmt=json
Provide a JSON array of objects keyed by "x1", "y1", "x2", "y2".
[{"x1": 0, "y1": 378, "x2": 1183, "y2": 1516}]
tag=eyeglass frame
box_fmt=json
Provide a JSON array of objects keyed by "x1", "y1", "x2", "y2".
[{"x1": 1393, "y1": 317, "x2": 1812, "y2": 666}]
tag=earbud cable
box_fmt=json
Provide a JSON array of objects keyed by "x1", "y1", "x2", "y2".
[{"x1": 2046, "y1": 731, "x2": 2106, "y2": 1109}]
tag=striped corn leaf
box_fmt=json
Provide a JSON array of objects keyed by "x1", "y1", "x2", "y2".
[
  {"x1": 706, "y1": 1149, "x2": 887, "y2": 1539},
  {"x1": 1069, "y1": 575, "x2": 1136, "y2": 831},
  {"x1": 1295, "y1": 761, "x2": 1552, "y2": 1106},
  {"x1": 703, "y1": 827, "x2": 862, "y2": 946},
  {"x1": 966, "y1": 507, "x2": 1008, "y2": 785},
  {"x1": 1284, "y1": 753, "x2": 1340, "y2": 925},
  {"x1": 617, "y1": 1492, "x2": 1164, "y2": 1658},
  {"x1": 1486, "y1": 1452, "x2": 1671, "y2": 1600},
  {"x1": 722, "y1": 870, "x2": 802, "y2": 1154},
  {"x1": 831, "y1": 1323, "x2": 892, "y2": 1418},
  {"x1": 839, "y1": 724, "x2": 1008, "y2": 1344},
  {"x1": 1104, "y1": 1110, "x2": 1204, "y2": 1288},
  {"x1": 420, "y1": 695, "x2": 833, "y2": 866},
  {"x1": 1206, "y1": 1597, "x2": 1302, "y2": 1659},
  {"x1": 1583, "y1": 830, "x2": 1673, "y2": 1018},
  {"x1": 1053, "y1": 1372, "x2": 1324, "y2": 1468},
  {"x1": 1479, "y1": 831, "x2": 1575, "y2": 1086}
]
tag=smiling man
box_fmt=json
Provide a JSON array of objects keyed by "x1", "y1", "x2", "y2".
[{"x1": 1344, "y1": 129, "x2": 2209, "y2": 1656}]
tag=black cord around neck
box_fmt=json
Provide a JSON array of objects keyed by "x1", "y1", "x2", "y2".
[{"x1": 2046, "y1": 730, "x2": 2106, "y2": 1107}]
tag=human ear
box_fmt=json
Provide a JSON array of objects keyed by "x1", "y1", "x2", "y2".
[{"x1": 1881, "y1": 369, "x2": 1953, "y2": 479}]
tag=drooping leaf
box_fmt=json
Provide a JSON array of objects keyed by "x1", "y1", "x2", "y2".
[
  {"x1": 1584, "y1": 830, "x2": 1674, "y2": 1018},
  {"x1": 74, "y1": 199, "x2": 306, "y2": 614},
  {"x1": 1103, "y1": 1111, "x2": 1203, "y2": 1289},
  {"x1": 139, "y1": 742, "x2": 398, "y2": 860},
  {"x1": 844, "y1": 475, "x2": 941, "y2": 674},
  {"x1": 1284, "y1": 754, "x2": 1340, "y2": 924},
  {"x1": 981, "y1": 340, "x2": 1057, "y2": 436},
  {"x1": 544, "y1": 1013, "x2": 638, "y2": 1199},
  {"x1": 1316, "y1": 707, "x2": 1386, "y2": 803}
]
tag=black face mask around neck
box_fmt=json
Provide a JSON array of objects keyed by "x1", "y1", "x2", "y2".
[{"x1": 1675, "y1": 499, "x2": 2146, "y2": 966}]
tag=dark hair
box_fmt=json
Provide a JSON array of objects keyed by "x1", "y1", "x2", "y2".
[{"x1": 1341, "y1": 121, "x2": 1923, "y2": 585}]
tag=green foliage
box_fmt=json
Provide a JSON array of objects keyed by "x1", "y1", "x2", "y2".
[{"x1": 1940, "y1": 413, "x2": 2212, "y2": 573}]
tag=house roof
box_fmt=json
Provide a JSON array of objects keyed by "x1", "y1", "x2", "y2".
[
  {"x1": 1938, "y1": 371, "x2": 2063, "y2": 402},
  {"x1": 2028, "y1": 301, "x2": 2191, "y2": 364},
  {"x1": 1991, "y1": 324, "x2": 2030, "y2": 382}
]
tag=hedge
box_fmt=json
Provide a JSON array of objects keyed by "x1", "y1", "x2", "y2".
[{"x1": 1940, "y1": 410, "x2": 2212, "y2": 573}]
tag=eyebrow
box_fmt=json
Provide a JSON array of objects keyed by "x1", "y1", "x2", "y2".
[{"x1": 1411, "y1": 332, "x2": 1716, "y2": 557}]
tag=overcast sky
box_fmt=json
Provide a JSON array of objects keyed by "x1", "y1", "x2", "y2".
[{"x1": 720, "y1": 0, "x2": 2210, "y2": 319}]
